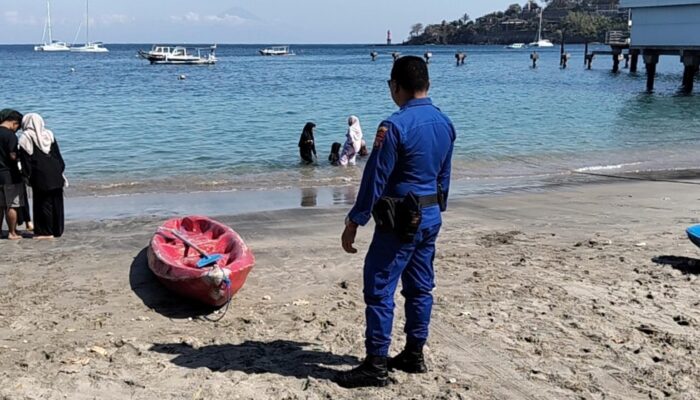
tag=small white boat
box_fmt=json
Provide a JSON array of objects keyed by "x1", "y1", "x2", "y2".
[
  {"x1": 506, "y1": 43, "x2": 526, "y2": 49},
  {"x1": 529, "y1": 10, "x2": 554, "y2": 48},
  {"x1": 35, "y1": 1, "x2": 70, "y2": 52},
  {"x1": 71, "y1": 42, "x2": 109, "y2": 53},
  {"x1": 259, "y1": 46, "x2": 294, "y2": 56},
  {"x1": 138, "y1": 45, "x2": 218, "y2": 65},
  {"x1": 35, "y1": 41, "x2": 71, "y2": 52},
  {"x1": 70, "y1": 1, "x2": 108, "y2": 53},
  {"x1": 529, "y1": 40, "x2": 554, "y2": 48}
]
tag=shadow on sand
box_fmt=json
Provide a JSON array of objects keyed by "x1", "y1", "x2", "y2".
[
  {"x1": 150, "y1": 340, "x2": 358, "y2": 381},
  {"x1": 129, "y1": 247, "x2": 219, "y2": 319},
  {"x1": 652, "y1": 255, "x2": 700, "y2": 275}
]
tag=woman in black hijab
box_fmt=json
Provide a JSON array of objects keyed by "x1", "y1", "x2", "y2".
[{"x1": 298, "y1": 122, "x2": 317, "y2": 164}]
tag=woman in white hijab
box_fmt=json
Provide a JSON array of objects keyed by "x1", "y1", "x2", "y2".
[
  {"x1": 339, "y1": 115, "x2": 363, "y2": 166},
  {"x1": 19, "y1": 113, "x2": 66, "y2": 239}
]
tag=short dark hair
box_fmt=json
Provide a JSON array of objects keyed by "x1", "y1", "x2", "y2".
[
  {"x1": 391, "y1": 56, "x2": 430, "y2": 93},
  {"x1": 0, "y1": 110, "x2": 23, "y2": 125}
]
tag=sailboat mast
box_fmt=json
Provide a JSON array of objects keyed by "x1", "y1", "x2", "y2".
[
  {"x1": 86, "y1": 0, "x2": 89, "y2": 44},
  {"x1": 47, "y1": 0, "x2": 52, "y2": 43},
  {"x1": 538, "y1": 10, "x2": 542, "y2": 42}
]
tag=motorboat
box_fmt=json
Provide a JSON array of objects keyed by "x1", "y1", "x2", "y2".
[
  {"x1": 138, "y1": 45, "x2": 218, "y2": 65},
  {"x1": 35, "y1": 1, "x2": 70, "y2": 52},
  {"x1": 506, "y1": 43, "x2": 526, "y2": 49},
  {"x1": 259, "y1": 46, "x2": 294, "y2": 56},
  {"x1": 529, "y1": 10, "x2": 554, "y2": 48},
  {"x1": 70, "y1": 1, "x2": 109, "y2": 53}
]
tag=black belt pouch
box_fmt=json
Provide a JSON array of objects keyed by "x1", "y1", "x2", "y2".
[
  {"x1": 396, "y1": 192, "x2": 422, "y2": 243},
  {"x1": 372, "y1": 197, "x2": 398, "y2": 232}
]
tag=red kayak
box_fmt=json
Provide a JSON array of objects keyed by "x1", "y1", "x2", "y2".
[{"x1": 147, "y1": 216, "x2": 255, "y2": 307}]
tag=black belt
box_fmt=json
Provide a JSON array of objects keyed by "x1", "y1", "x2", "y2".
[{"x1": 418, "y1": 194, "x2": 439, "y2": 208}]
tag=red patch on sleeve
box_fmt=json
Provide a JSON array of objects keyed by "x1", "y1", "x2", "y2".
[{"x1": 373, "y1": 126, "x2": 388, "y2": 149}]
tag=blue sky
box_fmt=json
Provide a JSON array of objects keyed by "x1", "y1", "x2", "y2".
[{"x1": 1, "y1": 0, "x2": 519, "y2": 44}]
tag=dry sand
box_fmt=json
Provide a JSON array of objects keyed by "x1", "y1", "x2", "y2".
[{"x1": 1, "y1": 180, "x2": 699, "y2": 400}]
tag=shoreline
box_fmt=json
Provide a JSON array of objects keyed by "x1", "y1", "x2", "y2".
[
  {"x1": 59, "y1": 166, "x2": 700, "y2": 221},
  {"x1": 1, "y1": 178, "x2": 699, "y2": 399}
]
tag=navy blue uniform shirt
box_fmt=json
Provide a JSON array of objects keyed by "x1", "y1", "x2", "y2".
[{"x1": 348, "y1": 97, "x2": 455, "y2": 228}]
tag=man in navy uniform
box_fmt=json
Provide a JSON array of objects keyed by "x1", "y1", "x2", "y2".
[{"x1": 337, "y1": 56, "x2": 455, "y2": 388}]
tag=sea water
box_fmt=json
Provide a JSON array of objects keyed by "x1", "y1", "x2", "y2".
[{"x1": 1, "y1": 44, "x2": 699, "y2": 217}]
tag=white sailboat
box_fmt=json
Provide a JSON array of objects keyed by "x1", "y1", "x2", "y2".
[
  {"x1": 71, "y1": 0, "x2": 108, "y2": 53},
  {"x1": 35, "y1": 0, "x2": 70, "y2": 52},
  {"x1": 529, "y1": 9, "x2": 554, "y2": 48}
]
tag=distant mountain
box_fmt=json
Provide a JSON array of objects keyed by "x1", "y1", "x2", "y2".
[{"x1": 405, "y1": 1, "x2": 628, "y2": 45}]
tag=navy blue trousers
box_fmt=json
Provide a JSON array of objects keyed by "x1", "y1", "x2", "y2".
[{"x1": 363, "y1": 223, "x2": 441, "y2": 357}]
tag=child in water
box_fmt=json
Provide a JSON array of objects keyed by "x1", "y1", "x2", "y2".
[{"x1": 329, "y1": 142, "x2": 342, "y2": 166}]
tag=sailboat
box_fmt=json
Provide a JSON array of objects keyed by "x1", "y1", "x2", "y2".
[
  {"x1": 529, "y1": 9, "x2": 554, "y2": 48},
  {"x1": 71, "y1": 0, "x2": 108, "y2": 53},
  {"x1": 34, "y1": 0, "x2": 70, "y2": 52}
]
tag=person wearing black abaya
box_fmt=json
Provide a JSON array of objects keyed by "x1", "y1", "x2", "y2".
[
  {"x1": 19, "y1": 113, "x2": 65, "y2": 239},
  {"x1": 298, "y1": 122, "x2": 317, "y2": 164}
]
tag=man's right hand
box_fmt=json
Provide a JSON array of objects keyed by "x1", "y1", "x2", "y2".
[{"x1": 341, "y1": 220, "x2": 358, "y2": 254}]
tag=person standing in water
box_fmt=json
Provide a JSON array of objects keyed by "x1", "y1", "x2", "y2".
[
  {"x1": 339, "y1": 115, "x2": 363, "y2": 166},
  {"x1": 19, "y1": 113, "x2": 66, "y2": 239},
  {"x1": 298, "y1": 122, "x2": 317, "y2": 164}
]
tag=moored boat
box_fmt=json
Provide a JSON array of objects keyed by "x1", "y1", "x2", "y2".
[
  {"x1": 259, "y1": 46, "x2": 294, "y2": 56},
  {"x1": 138, "y1": 45, "x2": 217, "y2": 65},
  {"x1": 147, "y1": 216, "x2": 255, "y2": 307}
]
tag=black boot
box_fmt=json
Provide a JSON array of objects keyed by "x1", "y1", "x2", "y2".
[
  {"x1": 388, "y1": 346, "x2": 427, "y2": 374},
  {"x1": 335, "y1": 355, "x2": 389, "y2": 388}
]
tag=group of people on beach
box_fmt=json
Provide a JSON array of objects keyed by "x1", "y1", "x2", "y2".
[
  {"x1": 298, "y1": 116, "x2": 369, "y2": 166},
  {"x1": 0, "y1": 110, "x2": 66, "y2": 240}
]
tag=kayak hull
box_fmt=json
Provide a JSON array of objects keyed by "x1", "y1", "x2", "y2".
[{"x1": 147, "y1": 216, "x2": 255, "y2": 307}]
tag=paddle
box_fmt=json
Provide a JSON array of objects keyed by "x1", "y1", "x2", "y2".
[{"x1": 158, "y1": 228, "x2": 223, "y2": 268}]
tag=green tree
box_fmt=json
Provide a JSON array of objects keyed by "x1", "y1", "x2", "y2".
[{"x1": 410, "y1": 23, "x2": 424, "y2": 37}]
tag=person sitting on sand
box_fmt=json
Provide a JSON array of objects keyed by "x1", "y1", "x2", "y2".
[
  {"x1": 19, "y1": 113, "x2": 66, "y2": 239},
  {"x1": 329, "y1": 142, "x2": 342, "y2": 166},
  {"x1": 0, "y1": 109, "x2": 25, "y2": 240},
  {"x1": 298, "y1": 122, "x2": 317, "y2": 165},
  {"x1": 339, "y1": 115, "x2": 363, "y2": 166}
]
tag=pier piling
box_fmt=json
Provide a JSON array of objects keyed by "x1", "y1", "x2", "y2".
[
  {"x1": 681, "y1": 53, "x2": 700, "y2": 93},
  {"x1": 643, "y1": 53, "x2": 659, "y2": 92},
  {"x1": 630, "y1": 50, "x2": 639, "y2": 73}
]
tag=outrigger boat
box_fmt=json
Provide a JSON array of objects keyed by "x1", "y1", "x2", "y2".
[
  {"x1": 138, "y1": 45, "x2": 217, "y2": 65},
  {"x1": 259, "y1": 46, "x2": 294, "y2": 56}
]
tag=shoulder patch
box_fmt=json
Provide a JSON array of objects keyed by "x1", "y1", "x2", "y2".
[{"x1": 373, "y1": 126, "x2": 388, "y2": 149}]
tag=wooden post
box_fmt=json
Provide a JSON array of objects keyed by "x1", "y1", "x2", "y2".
[
  {"x1": 612, "y1": 47, "x2": 622, "y2": 73},
  {"x1": 584, "y1": 43, "x2": 589, "y2": 66},
  {"x1": 630, "y1": 50, "x2": 639, "y2": 73},
  {"x1": 681, "y1": 54, "x2": 700, "y2": 93},
  {"x1": 643, "y1": 53, "x2": 659, "y2": 92}
]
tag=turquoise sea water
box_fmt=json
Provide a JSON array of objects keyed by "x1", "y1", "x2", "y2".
[{"x1": 1, "y1": 44, "x2": 699, "y2": 201}]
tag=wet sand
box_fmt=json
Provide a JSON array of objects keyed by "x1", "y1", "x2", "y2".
[{"x1": 1, "y1": 180, "x2": 699, "y2": 399}]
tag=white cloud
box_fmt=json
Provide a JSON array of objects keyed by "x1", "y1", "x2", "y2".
[
  {"x1": 4, "y1": 10, "x2": 38, "y2": 26},
  {"x1": 99, "y1": 14, "x2": 135, "y2": 26},
  {"x1": 170, "y1": 12, "x2": 247, "y2": 26}
]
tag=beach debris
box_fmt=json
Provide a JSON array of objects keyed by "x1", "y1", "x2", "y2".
[
  {"x1": 262, "y1": 295, "x2": 272, "y2": 301},
  {"x1": 89, "y1": 346, "x2": 109, "y2": 357},
  {"x1": 673, "y1": 315, "x2": 692, "y2": 326},
  {"x1": 635, "y1": 242, "x2": 647, "y2": 247},
  {"x1": 293, "y1": 299, "x2": 310, "y2": 306},
  {"x1": 636, "y1": 324, "x2": 659, "y2": 335}
]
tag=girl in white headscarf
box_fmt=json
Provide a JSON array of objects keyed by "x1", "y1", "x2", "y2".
[
  {"x1": 339, "y1": 115, "x2": 363, "y2": 166},
  {"x1": 19, "y1": 113, "x2": 66, "y2": 239}
]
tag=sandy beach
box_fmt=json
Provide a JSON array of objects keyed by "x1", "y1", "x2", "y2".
[{"x1": 1, "y1": 179, "x2": 699, "y2": 400}]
